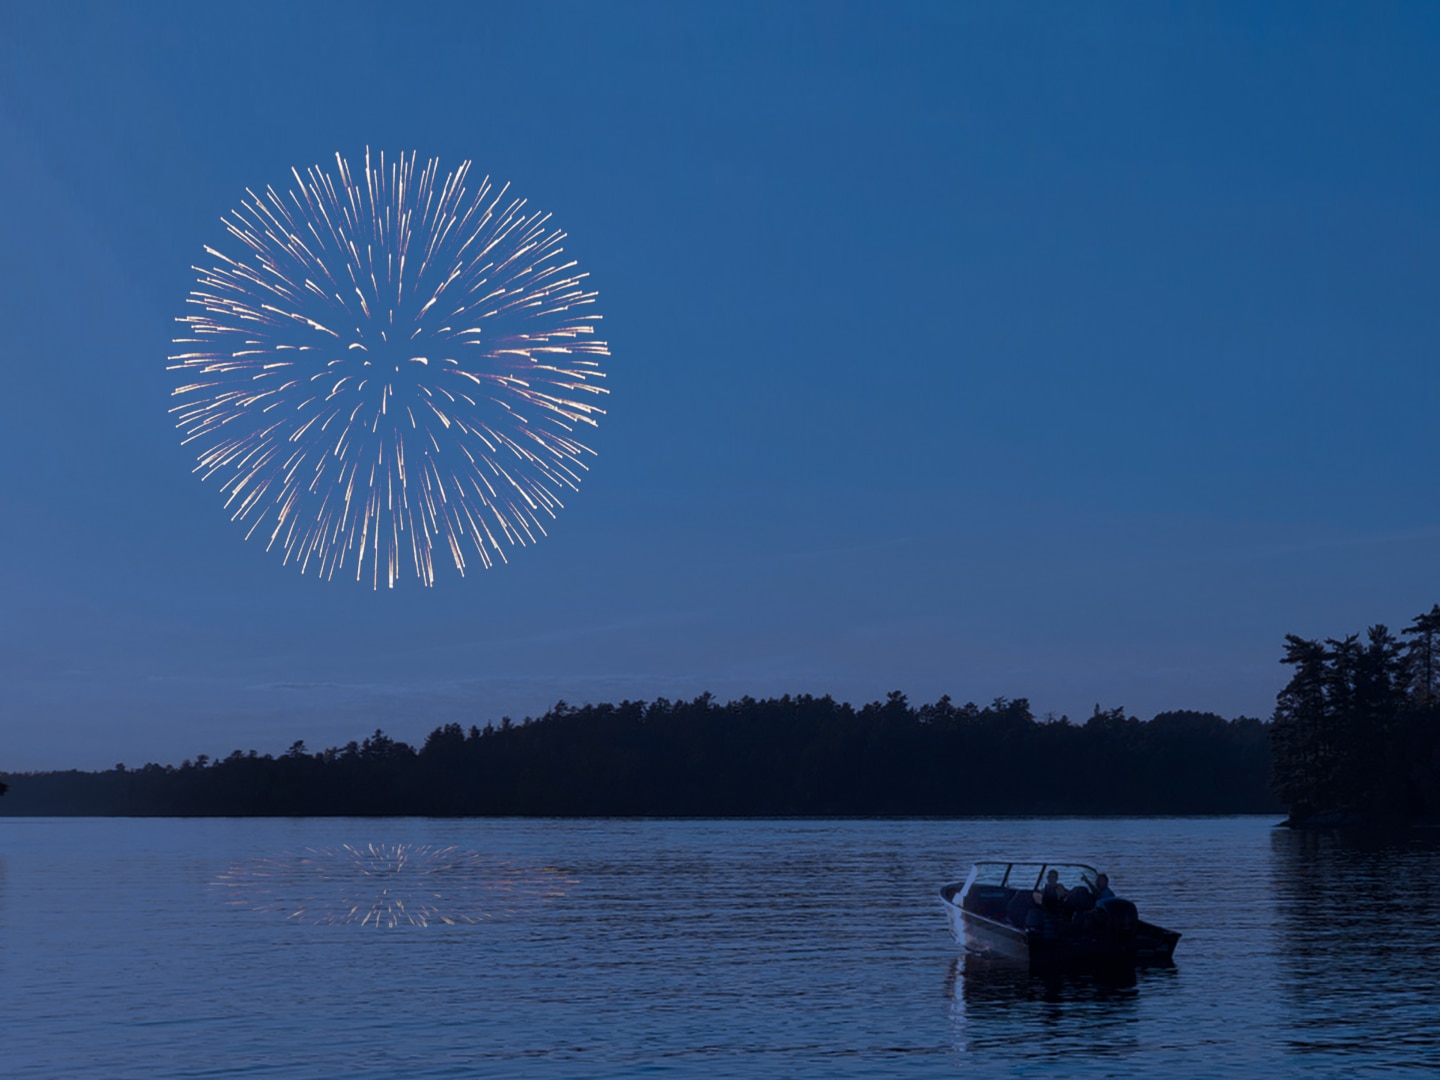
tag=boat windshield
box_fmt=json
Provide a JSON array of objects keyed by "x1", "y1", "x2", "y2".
[
  {"x1": 995, "y1": 863, "x2": 1099, "y2": 892},
  {"x1": 967, "y1": 863, "x2": 1009, "y2": 887},
  {"x1": 1042, "y1": 864, "x2": 1099, "y2": 891},
  {"x1": 1002, "y1": 863, "x2": 1046, "y2": 890}
]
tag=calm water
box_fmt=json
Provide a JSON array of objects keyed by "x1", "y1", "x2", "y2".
[{"x1": 2, "y1": 816, "x2": 1438, "y2": 1078}]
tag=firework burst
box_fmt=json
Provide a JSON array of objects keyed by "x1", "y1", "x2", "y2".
[
  {"x1": 170, "y1": 149, "x2": 609, "y2": 587},
  {"x1": 211, "y1": 843, "x2": 575, "y2": 928}
]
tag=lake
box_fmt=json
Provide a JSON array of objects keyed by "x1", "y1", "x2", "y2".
[{"x1": 2, "y1": 816, "x2": 1437, "y2": 1077}]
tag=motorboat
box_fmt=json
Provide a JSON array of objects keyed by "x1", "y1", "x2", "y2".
[{"x1": 940, "y1": 860, "x2": 1180, "y2": 970}]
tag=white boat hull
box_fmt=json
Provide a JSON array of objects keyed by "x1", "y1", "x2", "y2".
[
  {"x1": 940, "y1": 863, "x2": 1181, "y2": 969},
  {"x1": 942, "y1": 890, "x2": 1030, "y2": 962}
]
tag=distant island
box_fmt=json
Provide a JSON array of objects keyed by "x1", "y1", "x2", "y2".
[{"x1": 4, "y1": 604, "x2": 1437, "y2": 821}]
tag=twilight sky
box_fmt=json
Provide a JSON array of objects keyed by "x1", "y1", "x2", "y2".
[{"x1": 2, "y1": 1, "x2": 1439, "y2": 769}]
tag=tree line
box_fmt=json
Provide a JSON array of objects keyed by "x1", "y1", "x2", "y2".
[
  {"x1": 1269, "y1": 604, "x2": 1440, "y2": 826},
  {"x1": 0, "y1": 693, "x2": 1275, "y2": 816}
]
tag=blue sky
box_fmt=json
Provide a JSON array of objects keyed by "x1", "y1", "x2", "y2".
[{"x1": 2, "y1": 2, "x2": 1439, "y2": 768}]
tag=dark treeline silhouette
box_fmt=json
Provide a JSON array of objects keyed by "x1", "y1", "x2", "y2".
[
  {"x1": 1270, "y1": 604, "x2": 1440, "y2": 826},
  {"x1": 0, "y1": 693, "x2": 1275, "y2": 816}
]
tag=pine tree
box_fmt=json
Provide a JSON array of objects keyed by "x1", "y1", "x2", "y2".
[
  {"x1": 1271, "y1": 635, "x2": 1330, "y2": 816},
  {"x1": 1401, "y1": 604, "x2": 1440, "y2": 709}
]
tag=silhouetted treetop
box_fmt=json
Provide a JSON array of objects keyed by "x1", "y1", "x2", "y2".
[
  {"x1": 1, "y1": 692, "x2": 1275, "y2": 817},
  {"x1": 1271, "y1": 605, "x2": 1440, "y2": 826}
]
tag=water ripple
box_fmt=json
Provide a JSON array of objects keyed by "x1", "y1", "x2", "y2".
[{"x1": 2, "y1": 817, "x2": 1437, "y2": 1077}]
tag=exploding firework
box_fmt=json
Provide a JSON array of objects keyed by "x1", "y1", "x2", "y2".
[
  {"x1": 170, "y1": 150, "x2": 609, "y2": 587},
  {"x1": 212, "y1": 843, "x2": 575, "y2": 928}
]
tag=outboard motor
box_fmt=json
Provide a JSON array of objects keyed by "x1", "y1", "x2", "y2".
[{"x1": 1105, "y1": 898, "x2": 1139, "y2": 946}]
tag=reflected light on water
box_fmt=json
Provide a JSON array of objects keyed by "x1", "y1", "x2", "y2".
[
  {"x1": 17, "y1": 817, "x2": 1437, "y2": 1077},
  {"x1": 946, "y1": 952, "x2": 1170, "y2": 1060},
  {"x1": 211, "y1": 842, "x2": 575, "y2": 927}
]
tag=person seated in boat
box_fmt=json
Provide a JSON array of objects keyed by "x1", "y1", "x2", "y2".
[
  {"x1": 1092, "y1": 873, "x2": 1117, "y2": 909},
  {"x1": 1041, "y1": 869, "x2": 1068, "y2": 912}
]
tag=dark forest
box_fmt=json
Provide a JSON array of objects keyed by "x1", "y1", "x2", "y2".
[
  {"x1": 2, "y1": 694, "x2": 1273, "y2": 816},
  {"x1": 7, "y1": 603, "x2": 1439, "y2": 820}
]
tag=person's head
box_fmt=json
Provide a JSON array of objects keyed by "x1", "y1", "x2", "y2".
[
  {"x1": 1095, "y1": 873, "x2": 1109, "y2": 890},
  {"x1": 1046, "y1": 869, "x2": 1059, "y2": 883}
]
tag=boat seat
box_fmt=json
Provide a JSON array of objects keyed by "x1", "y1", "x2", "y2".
[{"x1": 1004, "y1": 888, "x2": 1036, "y2": 927}]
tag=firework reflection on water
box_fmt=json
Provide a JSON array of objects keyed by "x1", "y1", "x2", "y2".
[{"x1": 212, "y1": 843, "x2": 575, "y2": 928}]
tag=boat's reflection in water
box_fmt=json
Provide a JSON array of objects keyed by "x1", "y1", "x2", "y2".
[{"x1": 946, "y1": 952, "x2": 1176, "y2": 1060}]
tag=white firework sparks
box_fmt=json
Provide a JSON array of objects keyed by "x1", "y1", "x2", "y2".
[
  {"x1": 212, "y1": 843, "x2": 575, "y2": 928},
  {"x1": 170, "y1": 149, "x2": 609, "y2": 587}
]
